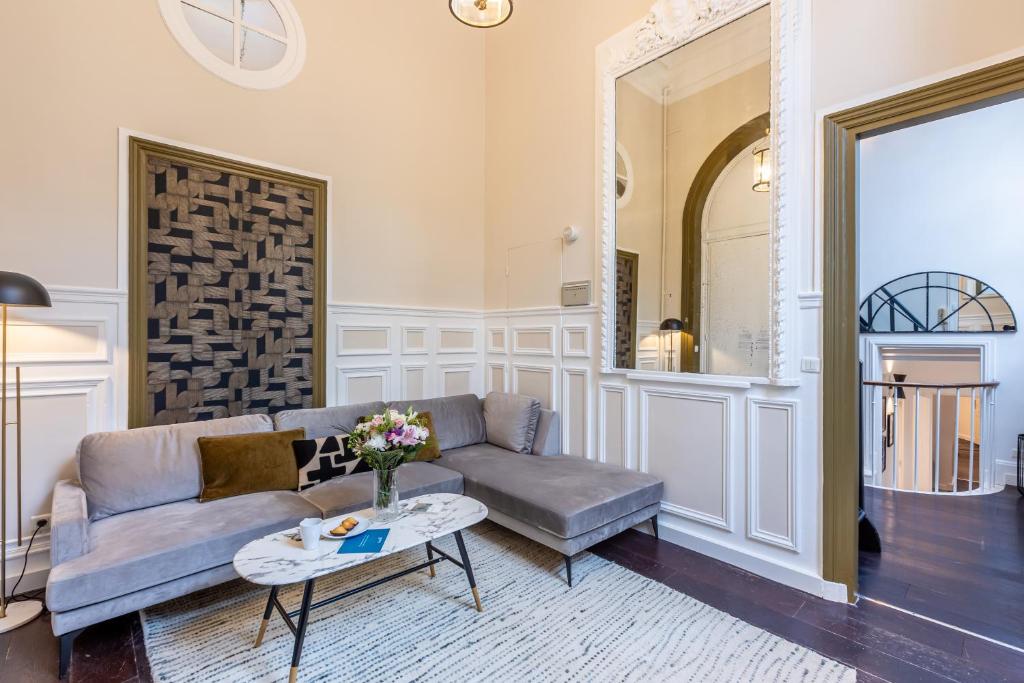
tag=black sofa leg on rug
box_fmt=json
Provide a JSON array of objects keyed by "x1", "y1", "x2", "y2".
[
  {"x1": 59, "y1": 628, "x2": 83, "y2": 680},
  {"x1": 564, "y1": 554, "x2": 573, "y2": 587},
  {"x1": 651, "y1": 515, "x2": 659, "y2": 539}
]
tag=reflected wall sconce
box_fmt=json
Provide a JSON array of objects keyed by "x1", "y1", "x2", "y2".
[
  {"x1": 450, "y1": 0, "x2": 513, "y2": 28},
  {"x1": 752, "y1": 131, "x2": 770, "y2": 192},
  {"x1": 659, "y1": 317, "x2": 686, "y2": 373}
]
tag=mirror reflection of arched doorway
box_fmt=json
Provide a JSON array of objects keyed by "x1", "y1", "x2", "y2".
[{"x1": 680, "y1": 112, "x2": 770, "y2": 373}]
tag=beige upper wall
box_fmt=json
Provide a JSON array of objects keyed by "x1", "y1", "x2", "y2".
[
  {"x1": 812, "y1": 0, "x2": 1024, "y2": 110},
  {"x1": 483, "y1": 0, "x2": 654, "y2": 310},
  {"x1": 0, "y1": 0, "x2": 486, "y2": 308}
]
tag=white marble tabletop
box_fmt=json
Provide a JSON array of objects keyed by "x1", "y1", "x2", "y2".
[{"x1": 233, "y1": 493, "x2": 488, "y2": 586}]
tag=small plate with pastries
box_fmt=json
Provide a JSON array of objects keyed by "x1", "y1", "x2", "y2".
[{"x1": 321, "y1": 515, "x2": 370, "y2": 540}]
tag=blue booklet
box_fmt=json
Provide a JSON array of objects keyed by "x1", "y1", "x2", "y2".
[{"x1": 338, "y1": 528, "x2": 389, "y2": 554}]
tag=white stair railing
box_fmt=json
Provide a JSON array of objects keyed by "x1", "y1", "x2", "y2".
[{"x1": 863, "y1": 380, "x2": 999, "y2": 494}]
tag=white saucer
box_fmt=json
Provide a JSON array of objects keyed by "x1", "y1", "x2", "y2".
[{"x1": 321, "y1": 515, "x2": 370, "y2": 541}]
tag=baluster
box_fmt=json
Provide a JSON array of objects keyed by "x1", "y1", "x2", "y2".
[
  {"x1": 913, "y1": 386, "x2": 920, "y2": 492},
  {"x1": 893, "y1": 385, "x2": 900, "y2": 490},
  {"x1": 968, "y1": 387, "x2": 977, "y2": 492},
  {"x1": 952, "y1": 388, "x2": 960, "y2": 493},
  {"x1": 933, "y1": 387, "x2": 941, "y2": 493}
]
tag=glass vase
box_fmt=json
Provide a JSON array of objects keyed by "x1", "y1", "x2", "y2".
[{"x1": 373, "y1": 467, "x2": 400, "y2": 523}]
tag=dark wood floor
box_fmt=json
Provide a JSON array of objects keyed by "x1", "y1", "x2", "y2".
[
  {"x1": 860, "y1": 484, "x2": 1024, "y2": 650},
  {"x1": 5, "y1": 524, "x2": 1024, "y2": 682}
]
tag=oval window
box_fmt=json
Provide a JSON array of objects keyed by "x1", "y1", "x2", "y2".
[{"x1": 158, "y1": 0, "x2": 306, "y2": 89}]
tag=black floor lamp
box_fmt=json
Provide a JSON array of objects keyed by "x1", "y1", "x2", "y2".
[{"x1": 0, "y1": 271, "x2": 50, "y2": 632}]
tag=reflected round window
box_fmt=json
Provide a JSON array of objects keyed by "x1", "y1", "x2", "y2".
[
  {"x1": 615, "y1": 144, "x2": 634, "y2": 208},
  {"x1": 158, "y1": 0, "x2": 306, "y2": 89}
]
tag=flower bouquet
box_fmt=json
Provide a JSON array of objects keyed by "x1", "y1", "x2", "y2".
[{"x1": 348, "y1": 407, "x2": 431, "y2": 521}]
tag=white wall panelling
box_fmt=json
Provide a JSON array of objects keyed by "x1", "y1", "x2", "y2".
[
  {"x1": 487, "y1": 327, "x2": 507, "y2": 354},
  {"x1": 437, "y1": 327, "x2": 478, "y2": 354},
  {"x1": 327, "y1": 304, "x2": 485, "y2": 407},
  {"x1": 512, "y1": 363, "x2": 557, "y2": 410},
  {"x1": 640, "y1": 387, "x2": 731, "y2": 530},
  {"x1": 336, "y1": 366, "x2": 391, "y2": 404},
  {"x1": 487, "y1": 361, "x2": 508, "y2": 393},
  {"x1": 598, "y1": 383, "x2": 628, "y2": 467},
  {"x1": 336, "y1": 324, "x2": 391, "y2": 356},
  {"x1": 512, "y1": 325, "x2": 557, "y2": 356},
  {"x1": 747, "y1": 398, "x2": 799, "y2": 551},
  {"x1": 439, "y1": 362, "x2": 476, "y2": 397},
  {"x1": 561, "y1": 367, "x2": 590, "y2": 458},
  {"x1": 562, "y1": 325, "x2": 591, "y2": 358},
  {"x1": 400, "y1": 326, "x2": 429, "y2": 355},
  {"x1": 400, "y1": 362, "x2": 428, "y2": 401}
]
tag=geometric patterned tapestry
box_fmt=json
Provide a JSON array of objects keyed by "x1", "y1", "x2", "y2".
[
  {"x1": 615, "y1": 249, "x2": 639, "y2": 369},
  {"x1": 141, "y1": 152, "x2": 319, "y2": 425}
]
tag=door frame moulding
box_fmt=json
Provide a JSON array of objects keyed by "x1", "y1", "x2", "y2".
[{"x1": 822, "y1": 55, "x2": 1024, "y2": 602}]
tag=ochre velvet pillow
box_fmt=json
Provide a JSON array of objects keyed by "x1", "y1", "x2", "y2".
[
  {"x1": 415, "y1": 412, "x2": 442, "y2": 462},
  {"x1": 197, "y1": 428, "x2": 305, "y2": 502},
  {"x1": 356, "y1": 411, "x2": 441, "y2": 461}
]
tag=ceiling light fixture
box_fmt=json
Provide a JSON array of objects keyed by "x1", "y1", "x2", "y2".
[{"x1": 449, "y1": 0, "x2": 513, "y2": 28}]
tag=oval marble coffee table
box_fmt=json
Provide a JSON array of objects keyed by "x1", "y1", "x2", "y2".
[{"x1": 234, "y1": 492, "x2": 487, "y2": 683}]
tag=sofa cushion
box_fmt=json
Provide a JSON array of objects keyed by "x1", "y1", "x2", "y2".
[
  {"x1": 300, "y1": 462, "x2": 463, "y2": 517},
  {"x1": 293, "y1": 433, "x2": 369, "y2": 491},
  {"x1": 273, "y1": 401, "x2": 386, "y2": 439},
  {"x1": 484, "y1": 392, "x2": 541, "y2": 453},
  {"x1": 439, "y1": 444, "x2": 663, "y2": 539},
  {"x1": 387, "y1": 395, "x2": 486, "y2": 451},
  {"x1": 198, "y1": 428, "x2": 305, "y2": 502},
  {"x1": 46, "y1": 490, "x2": 320, "y2": 613},
  {"x1": 78, "y1": 414, "x2": 275, "y2": 521}
]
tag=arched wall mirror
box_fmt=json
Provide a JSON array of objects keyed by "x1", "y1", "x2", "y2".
[
  {"x1": 611, "y1": 4, "x2": 772, "y2": 377},
  {"x1": 860, "y1": 272, "x2": 1017, "y2": 333}
]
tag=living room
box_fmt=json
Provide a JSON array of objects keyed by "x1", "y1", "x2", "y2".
[{"x1": 2, "y1": 1, "x2": 1024, "y2": 681}]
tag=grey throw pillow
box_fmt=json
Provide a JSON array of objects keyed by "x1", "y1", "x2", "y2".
[{"x1": 484, "y1": 392, "x2": 542, "y2": 454}]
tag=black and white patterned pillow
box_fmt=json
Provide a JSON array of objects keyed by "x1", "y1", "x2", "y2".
[{"x1": 292, "y1": 433, "x2": 370, "y2": 491}]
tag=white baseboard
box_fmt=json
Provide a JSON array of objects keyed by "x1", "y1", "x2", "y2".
[
  {"x1": 3, "y1": 534, "x2": 50, "y2": 597},
  {"x1": 654, "y1": 514, "x2": 838, "y2": 601}
]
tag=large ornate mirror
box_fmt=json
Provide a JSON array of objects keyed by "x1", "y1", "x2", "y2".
[{"x1": 612, "y1": 4, "x2": 771, "y2": 376}]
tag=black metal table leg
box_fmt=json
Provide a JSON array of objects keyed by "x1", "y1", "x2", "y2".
[
  {"x1": 289, "y1": 579, "x2": 316, "y2": 683},
  {"x1": 426, "y1": 542, "x2": 436, "y2": 578},
  {"x1": 453, "y1": 530, "x2": 482, "y2": 611},
  {"x1": 254, "y1": 586, "x2": 279, "y2": 647}
]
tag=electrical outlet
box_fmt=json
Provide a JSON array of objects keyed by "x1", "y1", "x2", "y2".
[{"x1": 31, "y1": 514, "x2": 50, "y2": 529}]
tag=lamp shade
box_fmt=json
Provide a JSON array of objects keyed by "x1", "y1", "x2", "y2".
[
  {"x1": 659, "y1": 318, "x2": 685, "y2": 332},
  {"x1": 0, "y1": 272, "x2": 51, "y2": 307}
]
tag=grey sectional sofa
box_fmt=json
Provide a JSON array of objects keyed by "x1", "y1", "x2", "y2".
[{"x1": 47, "y1": 393, "x2": 662, "y2": 677}]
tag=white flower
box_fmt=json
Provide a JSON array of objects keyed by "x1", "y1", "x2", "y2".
[{"x1": 367, "y1": 434, "x2": 388, "y2": 451}]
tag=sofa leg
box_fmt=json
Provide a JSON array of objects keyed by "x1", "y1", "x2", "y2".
[
  {"x1": 651, "y1": 515, "x2": 659, "y2": 540},
  {"x1": 59, "y1": 629, "x2": 83, "y2": 680},
  {"x1": 564, "y1": 554, "x2": 573, "y2": 588}
]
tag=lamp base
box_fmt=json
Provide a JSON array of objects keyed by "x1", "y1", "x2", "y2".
[{"x1": 0, "y1": 599, "x2": 43, "y2": 633}]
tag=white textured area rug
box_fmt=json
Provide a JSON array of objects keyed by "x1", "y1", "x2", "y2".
[{"x1": 141, "y1": 523, "x2": 854, "y2": 683}]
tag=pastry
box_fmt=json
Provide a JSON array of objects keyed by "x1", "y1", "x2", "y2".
[
  {"x1": 342, "y1": 517, "x2": 358, "y2": 530},
  {"x1": 331, "y1": 523, "x2": 349, "y2": 536}
]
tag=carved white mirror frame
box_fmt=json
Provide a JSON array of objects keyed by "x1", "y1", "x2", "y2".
[{"x1": 597, "y1": 0, "x2": 802, "y2": 383}]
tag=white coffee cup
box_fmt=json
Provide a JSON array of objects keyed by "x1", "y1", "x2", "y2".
[{"x1": 299, "y1": 518, "x2": 321, "y2": 551}]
